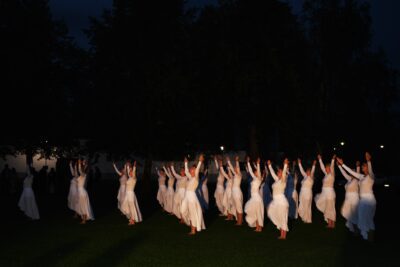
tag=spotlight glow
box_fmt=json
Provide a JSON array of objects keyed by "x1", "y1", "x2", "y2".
[
  {"x1": 340, "y1": 141, "x2": 345, "y2": 146},
  {"x1": 220, "y1": 146, "x2": 224, "y2": 151},
  {"x1": 380, "y1": 145, "x2": 384, "y2": 149},
  {"x1": 384, "y1": 184, "x2": 389, "y2": 188}
]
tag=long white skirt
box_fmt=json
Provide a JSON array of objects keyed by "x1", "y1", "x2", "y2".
[
  {"x1": 232, "y1": 187, "x2": 243, "y2": 216},
  {"x1": 268, "y1": 194, "x2": 289, "y2": 231},
  {"x1": 18, "y1": 188, "x2": 40, "y2": 220},
  {"x1": 117, "y1": 184, "x2": 126, "y2": 210},
  {"x1": 202, "y1": 184, "x2": 209, "y2": 205},
  {"x1": 358, "y1": 193, "x2": 376, "y2": 240},
  {"x1": 214, "y1": 185, "x2": 225, "y2": 214},
  {"x1": 173, "y1": 188, "x2": 186, "y2": 218},
  {"x1": 315, "y1": 187, "x2": 336, "y2": 222},
  {"x1": 157, "y1": 185, "x2": 167, "y2": 208},
  {"x1": 245, "y1": 192, "x2": 264, "y2": 227},
  {"x1": 222, "y1": 187, "x2": 234, "y2": 216},
  {"x1": 121, "y1": 190, "x2": 142, "y2": 222},
  {"x1": 76, "y1": 187, "x2": 94, "y2": 220},
  {"x1": 165, "y1": 187, "x2": 175, "y2": 213},
  {"x1": 341, "y1": 192, "x2": 359, "y2": 232},
  {"x1": 180, "y1": 191, "x2": 205, "y2": 231},
  {"x1": 298, "y1": 188, "x2": 313, "y2": 223},
  {"x1": 67, "y1": 181, "x2": 78, "y2": 212}
]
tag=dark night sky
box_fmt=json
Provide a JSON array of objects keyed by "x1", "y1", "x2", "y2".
[{"x1": 49, "y1": 0, "x2": 400, "y2": 70}]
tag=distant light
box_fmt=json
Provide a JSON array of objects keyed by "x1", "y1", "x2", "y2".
[
  {"x1": 333, "y1": 147, "x2": 337, "y2": 151},
  {"x1": 340, "y1": 141, "x2": 345, "y2": 146},
  {"x1": 380, "y1": 145, "x2": 384, "y2": 149},
  {"x1": 187, "y1": 154, "x2": 190, "y2": 158},
  {"x1": 220, "y1": 146, "x2": 224, "y2": 151},
  {"x1": 384, "y1": 184, "x2": 390, "y2": 188}
]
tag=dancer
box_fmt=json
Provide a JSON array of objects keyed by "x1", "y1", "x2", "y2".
[
  {"x1": 18, "y1": 163, "x2": 40, "y2": 220},
  {"x1": 244, "y1": 157, "x2": 264, "y2": 232},
  {"x1": 76, "y1": 159, "x2": 94, "y2": 224},
  {"x1": 113, "y1": 162, "x2": 128, "y2": 211},
  {"x1": 68, "y1": 161, "x2": 79, "y2": 217},
  {"x1": 156, "y1": 167, "x2": 167, "y2": 210},
  {"x1": 337, "y1": 152, "x2": 376, "y2": 240},
  {"x1": 337, "y1": 161, "x2": 359, "y2": 233},
  {"x1": 221, "y1": 160, "x2": 234, "y2": 221},
  {"x1": 315, "y1": 154, "x2": 336, "y2": 228},
  {"x1": 121, "y1": 162, "x2": 142, "y2": 225},
  {"x1": 163, "y1": 165, "x2": 175, "y2": 214},
  {"x1": 213, "y1": 156, "x2": 225, "y2": 216},
  {"x1": 180, "y1": 155, "x2": 206, "y2": 235},
  {"x1": 171, "y1": 163, "x2": 187, "y2": 222},
  {"x1": 227, "y1": 156, "x2": 243, "y2": 226},
  {"x1": 267, "y1": 159, "x2": 289, "y2": 240},
  {"x1": 297, "y1": 159, "x2": 316, "y2": 223}
]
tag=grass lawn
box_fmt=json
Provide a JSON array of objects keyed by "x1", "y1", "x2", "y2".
[{"x1": 0, "y1": 180, "x2": 398, "y2": 267}]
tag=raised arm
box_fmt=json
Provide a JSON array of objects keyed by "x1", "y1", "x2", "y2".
[
  {"x1": 268, "y1": 162, "x2": 279, "y2": 181},
  {"x1": 298, "y1": 160, "x2": 307, "y2": 178},
  {"x1": 311, "y1": 162, "x2": 316, "y2": 178},
  {"x1": 171, "y1": 165, "x2": 184, "y2": 180},
  {"x1": 281, "y1": 160, "x2": 288, "y2": 182},
  {"x1": 330, "y1": 156, "x2": 336, "y2": 176},
  {"x1": 184, "y1": 160, "x2": 191, "y2": 178},
  {"x1": 318, "y1": 156, "x2": 327, "y2": 175},
  {"x1": 195, "y1": 160, "x2": 202, "y2": 179},
  {"x1": 338, "y1": 165, "x2": 352, "y2": 181},
  {"x1": 340, "y1": 162, "x2": 363, "y2": 180},
  {"x1": 247, "y1": 162, "x2": 258, "y2": 180},
  {"x1": 227, "y1": 158, "x2": 236, "y2": 174},
  {"x1": 214, "y1": 157, "x2": 219, "y2": 170},
  {"x1": 163, "y1": 166, "x2": 173, "y2": 179},
  {"x1": 220, "y1": 166, "x2": 230, "y2": 180},
  {"x1": 113, "y1": 163, "x2": 122, "y2": 176},
  {"x1": 69, "y1": 162, "x2": 76, "y2": 177}
]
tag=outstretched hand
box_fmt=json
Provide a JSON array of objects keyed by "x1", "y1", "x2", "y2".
[
  {"x1": 336, "y1": 158, "x2": 343, "y2": 165},
  {"x1": 365, "y1": 152, "x2": 372, "y2": 161}
]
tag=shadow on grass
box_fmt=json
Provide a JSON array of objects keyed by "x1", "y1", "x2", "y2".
[
  {"x1": 85, "y1": 233, "x2": 145, "y2": 267},
  {"x1": 21, "y1": 240, "x2": 83, "y2": 267}
]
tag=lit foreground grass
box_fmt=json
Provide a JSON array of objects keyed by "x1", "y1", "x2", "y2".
[{"x1": 0, "y1": 182, "x2": 397, "y2": 267}]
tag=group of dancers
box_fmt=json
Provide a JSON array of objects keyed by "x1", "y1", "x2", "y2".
[
  {"x1": 155, "y1": 152, "x2": 376, "y2": 240},
  {"x1": 16, "y1": 151, "x2": 376, "y2": 241}
]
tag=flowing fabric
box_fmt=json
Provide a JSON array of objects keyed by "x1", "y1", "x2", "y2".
[
  {"x1": 358, "y1": 193, "x2": 376, "y2": 240},
  {"x1": 315, "y1": 187, "x2": 336, "y2": 222},
  {"x1": 181, "y1": 191, "x2": 206, "y2": 231},
  {"x1": 18, "y1": 187, "x2": 40, "y2": 220}
]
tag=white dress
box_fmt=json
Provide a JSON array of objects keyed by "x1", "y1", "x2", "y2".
[
  {"x1": 18, "y1": 169, "x2": 40, "y2": 220},
  {"x1": 228, "y1": 160, "x2": 243, "y2": 217},
  {"x1": 156, "y1": 172, "x2": 167, "y2": 208},
  {"x1": 339, "y1": 166, "x2": 359, "y2": 232},
  {"x1": 180, "y1": 161, "x2": 205, "y2": 231},
  {"x1": 75, "y1": 166, "x2": 94, "y2": 220},
  {"x1": 113, "y1": 164, "x2": 127, "y2": 210},
  {"x1": 221, "y1": 167, "x2": 235, "y2": 216},
  {"x1": 342, "y1": 162, "x2": 376, "y2": 240},
  {"x1": 171, "y1": 166, "x2": 187, "y2": 219},
  {"x1": 267, "y1": 164, "x2": 289, "y2": 232},
  {"x1": 67, "y1": 163, "x2": 78, "y2": 212},
  {"x1": 315, "y1": 158, "x2": 336, "y2": 222},
  {"x1": 244, "y1": 162, "x2": 264, "y2": 227},
  {"x1": 214, "y1": 159, "x2": 225, "y2": 214},
  {"x1": 164, "y1": 167, "x2": 175, "y2": 213},
  {"x1": 298, "y1": 163, "x2": 315, "y2": 223},
  {"x1": 121, "y1": 167, "x2": 142, "y2": 222}
]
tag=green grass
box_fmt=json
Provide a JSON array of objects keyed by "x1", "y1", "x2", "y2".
[{"x1": 0, "y1": 181, "x2": 398, "y2": 267}]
